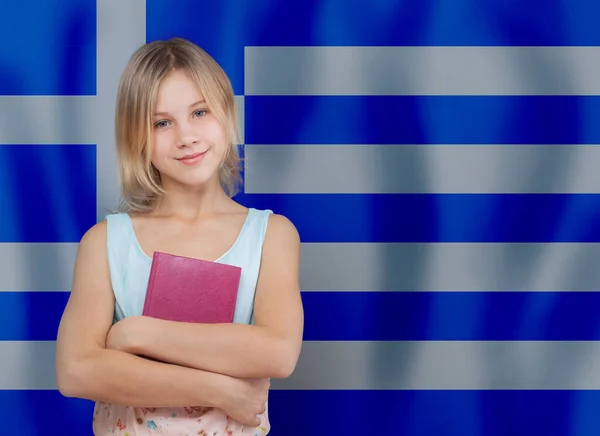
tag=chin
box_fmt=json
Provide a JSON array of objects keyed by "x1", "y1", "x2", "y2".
[{"x1": 165, "y1": 172, "x2": 218, "y2": 190}]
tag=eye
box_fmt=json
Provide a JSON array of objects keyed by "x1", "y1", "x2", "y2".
[
  {"x1": 154, "y1": 120, "x2": 170, "y2": 129},
  {"x1": 193, "y1": 109, "x2": 208, "y2": 117}
]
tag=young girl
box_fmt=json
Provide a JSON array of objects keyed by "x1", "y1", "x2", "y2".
[{"x1": 55, "y1": 37, "x2": 304, "y2": 435}]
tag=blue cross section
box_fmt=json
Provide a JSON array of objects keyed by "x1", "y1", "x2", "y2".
[{"x1": 0, "y1": 0, "x2": 96, "y2": 95}]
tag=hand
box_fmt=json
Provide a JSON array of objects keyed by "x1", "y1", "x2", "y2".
[{"x1": 217, "y1": 377, "x2": 270, "y2": 427}]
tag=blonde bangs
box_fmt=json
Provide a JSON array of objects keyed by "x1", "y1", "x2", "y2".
[{"x1": 114, "y1": 38, "x2": 243, "y2": 214}]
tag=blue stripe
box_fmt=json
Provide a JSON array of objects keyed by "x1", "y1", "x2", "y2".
[
  {"x1": 244, "y1": 96, "x2": 600, "y2": 145},
  {"x1": 7, "y1": 291, "x2": 600, "y2": 341},
  {"x1": 0, "y1": 0, "x2": 96, "y2": 95},
  {"x1": 0, "y1": 292, "x2": 68, "y2": 341},
  {"x1": 235, "y1": 193, "x2": 600, "y2": 243},
  {"x1": 3, "y1": 389, "x2": 600, "y2": 436},
  {"x1": 0, "y1": 145, "x2": 96, "y2": 243},
  {"x1": 0, "y1": 391, "x2": 93, "y2": 435},
  {"x1": 10, "y1": 184, "x2": 599, "y2": 244},
  {"x1": 302, "y1": 292, "x2": 600, "y2": 341},
  {"x1": 147, "y1": 0, "x2": 600, "y2": 94},
  {"x1": 270, "y1": 390, "x2": 600, "y2": 436}
]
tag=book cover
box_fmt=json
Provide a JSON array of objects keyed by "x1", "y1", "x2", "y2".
[{"x1": 142, "y1": 251, "x2": 241, "y2": 323}]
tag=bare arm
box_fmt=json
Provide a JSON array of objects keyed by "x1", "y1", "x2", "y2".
[
  {"x1": 115, "y1": 213, "x2": 304, "y2": 379},
  {"x1": 55, "y1": 221, "x2": 234, "y2": 408}
]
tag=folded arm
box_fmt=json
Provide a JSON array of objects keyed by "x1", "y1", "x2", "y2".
[
  {"x1": 114, "y1": 213, "x2": 304, "y2": 379},
  {"x1": 55, "y1": 221, "x2": 230, "y2": 408}
]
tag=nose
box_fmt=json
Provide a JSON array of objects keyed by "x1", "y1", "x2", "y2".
[{"x1": 175, "y1": 120, "x2": 199, "y2": 148}]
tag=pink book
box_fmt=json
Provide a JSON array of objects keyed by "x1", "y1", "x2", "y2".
[{"x1": 142, "y1": 251, "x2": 241, "y2": 323}]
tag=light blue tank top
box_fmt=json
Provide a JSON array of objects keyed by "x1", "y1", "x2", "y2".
[{"x1": 104, "y1": 207, "x2": 273, "y2": 325}]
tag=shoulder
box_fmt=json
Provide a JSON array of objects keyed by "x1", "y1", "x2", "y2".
[
  {"x1": 263, "y1": 213, "x2": 300, "y2": 254},
  {"x1": 79, "y1": 220, "x2": 108, "y2": 249},
  {"x1": 72, "y1": 221, "x2": 110, "y2": 272},
  {"x1": 266, "y1": 213, "x2": 299, "y2": 237},
  {"x1": 83, "y1": 213, "x2": 133, "y2": 244}
]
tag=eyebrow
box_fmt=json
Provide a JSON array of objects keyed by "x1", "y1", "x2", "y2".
[{"x1": 153, "y1": 100, "x2": 206, "y2": 117}]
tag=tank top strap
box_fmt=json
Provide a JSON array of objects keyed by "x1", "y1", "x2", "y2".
[
  {"x1": 227, "y1": 207, "x2": 273, "y2": 325},
  {"x1": 104, "y1": 213, "x2": 135, "y2": 320},
  {"x1": 235, "y1": 208, "x2": 273, "y2": 252}
]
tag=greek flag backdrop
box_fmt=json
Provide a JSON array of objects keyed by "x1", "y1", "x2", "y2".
[{"x1": 4, "y1": 0, "x2": 600, "y2": 434}]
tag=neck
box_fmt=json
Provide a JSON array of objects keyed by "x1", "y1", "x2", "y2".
[{"x1": 151, "y1": 176, "x2": 230, "y2": 221}]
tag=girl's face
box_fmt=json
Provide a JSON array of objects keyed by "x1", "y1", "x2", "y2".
[{"x1": 149, "y1": 69, "x2": 228, "y2": 192}]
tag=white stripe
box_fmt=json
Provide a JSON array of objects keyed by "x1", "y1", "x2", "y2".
[
  {"x1": 273, "y1": 341, "x2": 600, "y2": 390},
  {"x1": 96, "y1": 0, "x2": 147, "y2": 220},
  {"x1": 245, "y1": 46, "x2": 600, "y2": 96},
  {"x1": 244, "y1": 144, "x2": 600, "y2": 194},
  {"x1": 6, "y1": 340, "x2": 600, "y2": 390},
  {"x1": 2, "y1": 242, "x2": 600, "y2": 292},
  {"x1": 0, "y1": 97, "x2": 96, "y2": 144},
  {"x1": 0, "y1": 243, "x2": 77, "y2": 291},
  {"x1": 1, "y1": 341, "x2": 57, "y2": 390},
  {"x1": 236, "y1": 95, "x2": 244, "y2": 144},
  {"x1": 299, "y1": 243, "x2": 600, "y2": 291}
]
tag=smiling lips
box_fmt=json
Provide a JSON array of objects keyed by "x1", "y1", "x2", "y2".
[{"x1": 177, "y1": 151, "x2": 206, "y2": 165}]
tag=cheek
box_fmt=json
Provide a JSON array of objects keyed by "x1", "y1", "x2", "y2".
[
  {"x1": 209, "y1": 130, "x2": 230, "y2": 160},
  {"x1": 203, "y1": 117, "x2": 229, "y2": 146},
  {"x1": 148, "y1": 135, "x2": 172, "y2": 169},
  {"x1": 150, "y1": 133, "x2": 169, "y2": 159}
]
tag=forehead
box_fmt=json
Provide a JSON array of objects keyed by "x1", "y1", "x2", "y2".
[{"x1": 154, "y1": 69, "x2": 204, "y2": 110}]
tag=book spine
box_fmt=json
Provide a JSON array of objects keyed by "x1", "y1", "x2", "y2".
[{"x1": 141, "y1": 253, "x2": 161, "y2": 317}]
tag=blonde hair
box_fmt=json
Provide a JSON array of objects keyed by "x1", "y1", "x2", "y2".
[{"x1": 114, "y1": 37, "x2": 242, "y2": 213}]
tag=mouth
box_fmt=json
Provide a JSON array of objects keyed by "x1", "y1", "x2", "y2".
[{"x1": 177, "y1": 151, "x2": 207, "y2": 165}]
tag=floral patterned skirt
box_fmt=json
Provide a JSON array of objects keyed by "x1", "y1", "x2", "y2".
[{"x1": 92, "y1": 402, "x2": 270, "y2": 435}]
